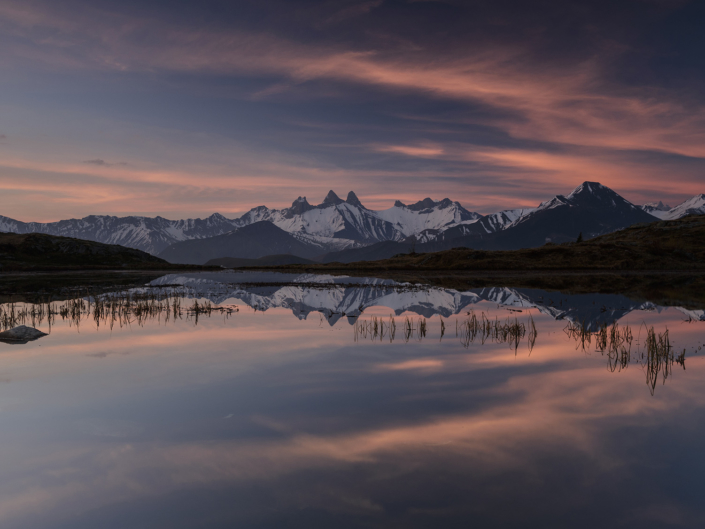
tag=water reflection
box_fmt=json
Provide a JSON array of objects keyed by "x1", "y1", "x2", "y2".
[
  {"x1": 148, "y1": 271, "x2": 705, "y2": 328},
  {"x1": 0, "y1": 272, "x2": 704, "y2": 527}
]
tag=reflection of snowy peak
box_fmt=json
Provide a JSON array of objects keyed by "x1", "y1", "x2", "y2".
[
  {"x1": 476, "y1": 287, "x2": 646, "y2": 329},
  {"x1": 143, "y1": 272, "x2": 703, "y2": 329},
  {"x1": 148, "y1": 272, "x2": 480, "y2": 324}
]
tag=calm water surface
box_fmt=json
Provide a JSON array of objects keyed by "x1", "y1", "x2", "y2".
[{"x1": 1, "y1": 271, "x2": 704, "y2": 528}]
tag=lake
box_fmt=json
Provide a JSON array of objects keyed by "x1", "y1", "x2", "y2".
[{"x1": 1, "y1": 271, "x2": 704, "y2": 528}]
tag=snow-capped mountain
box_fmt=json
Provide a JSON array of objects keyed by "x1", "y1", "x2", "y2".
[
  {"x1": 322, "y1": 181, "x2": 664, "y2": 262},
  {"x1": 0, "y1": 213, "x2": 240, "y2": 255},
  {"x1": 3, "y1": 183, "x2": 702, "y2": 261},
  {"x1": 498, "y1": 181, "x2": 658, "y2": 245},
  {"x1": 479, "y1": 208, "x2": 537, "y2": 232},
  {"x1": 653, "y1": 195, "x2": 705, "y2": 221},
  {"x1": 3, "y1": 190, "x2": 474, "y2": 255},
  {"x1": 374, "y1": 198, "x2": 481, "y2": 237},
  {"x1": 419, "y1": 207, "x2": 537, "y2": 243},
  {"x1": 233, "y1": 191, "x2": 406, "y2": 243},
  {"x1": 641, "y1": 201, "x2": 671, "y2": 219}
]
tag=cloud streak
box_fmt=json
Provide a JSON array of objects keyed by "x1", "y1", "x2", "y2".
[{"x1": 83, "y1": 158, "x2": 127, "y2": 166}]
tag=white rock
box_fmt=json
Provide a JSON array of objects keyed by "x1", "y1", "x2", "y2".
[{"x1": 0, "y1": 325, "x2": 48, "y2": 344}]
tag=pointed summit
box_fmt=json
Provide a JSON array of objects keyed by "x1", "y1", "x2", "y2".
[
  {"x1": 285, "y1": 196, "x2": 314, "y2": 217},
  {"x1": 566, "y1": 181, "x2": 628, "y2": 203},
  {"x1": 648, "y1": 201, "x2": 671, "y2": 212},
  {"x1": 345, "y1": 191, "x2": 365, "y2": 208},
  {"x1": 320, "y1": 190, "x2": 344, "y2": 207}
]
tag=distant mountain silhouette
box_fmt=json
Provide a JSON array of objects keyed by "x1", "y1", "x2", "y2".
[{"x1": 158, "y1": 222, "x2": 326, "y2": 265}]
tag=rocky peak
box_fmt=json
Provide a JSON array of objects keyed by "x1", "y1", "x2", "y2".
[
  {"x1": 407, "y1": 198, "x2": 438, "y2": 211},
  {"x1": 644, "y1": 201, "x2": 671, "y2": 212},
  {"x1": 320, "y1": 190, "x2": 344, "y2": 207},
  {"x1": 346, "y1": 191, "x2": 364, "y2": 208},
  {"x1": 285, "y1": 196, "x2": 314, "y2": 217}
]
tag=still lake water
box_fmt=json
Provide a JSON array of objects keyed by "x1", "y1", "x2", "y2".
[{"x1": 1, "y1": 271, "x2": 705, "y2": 528}]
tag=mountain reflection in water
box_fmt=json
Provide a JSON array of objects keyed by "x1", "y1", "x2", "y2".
[
  {"x1": 148, "y1": 271, "x2": 705, "y2": 328},
  {"x1": 0, "y1": 271, "x2": 704, "y2": 528}
]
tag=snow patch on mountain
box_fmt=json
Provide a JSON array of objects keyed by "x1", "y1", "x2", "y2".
[
  {"x1": 482, "y1": 208, "x2": 537, "y2": 231},
  {"x1": 374, "y1": 198, "x2": 481, "y2": 237},
  {"x1": 641, "y1": 201, "x2": 671, "y2": 219},
  {"x1": 658, "y1": 194, "x2": 705, "y2": 220},
  {"x1": 0, "y1": 213, "x2": 241, "y2": 255},
  {"x1": 234, "y1": 198, "x2": 405, "y2": 243}
]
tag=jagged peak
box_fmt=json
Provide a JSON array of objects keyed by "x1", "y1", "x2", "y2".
[
  {"x1": 537, "y1": 195, "x2": 570, "y2": 212},
  {"x1": 320, "y1": 190, "x2": 344, "y2": 207},
  {"x1": 391, "y1": 197, "x2": 462, "y2": 211},
  {"x1": 345, "y1": 191, "x2": 364, "y2": 208},
  {"x1": 285, "y1": 196, "x2": 314, "y2": 218},
  {"x1": 642, "y1": 201, "x2": 671, "y2": 211},
  {"x1": 407, "y1": 198, "x2": 439, "y2": 211},
  {"x1": 291, "y1": 196, "x2": 311, "y2": 207}
]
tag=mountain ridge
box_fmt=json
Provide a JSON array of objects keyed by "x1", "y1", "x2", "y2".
[{"x1": 2, "y1": 183, "x2": 704, "y2": 263}]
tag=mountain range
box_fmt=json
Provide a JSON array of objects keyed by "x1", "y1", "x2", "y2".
[
  {"x1": 641, "y1": 194, "x2": 705, "y2": 220},
  {"x1": 1, "y1": 183, "x2": 703, "y2": 264}
]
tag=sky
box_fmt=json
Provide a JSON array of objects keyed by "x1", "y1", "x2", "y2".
[{"x1": 1, "y1": 0, "x2": 704, "y2": 221}]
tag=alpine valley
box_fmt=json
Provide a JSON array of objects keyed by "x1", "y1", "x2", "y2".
[{"x1": 1, "y1": 183, "x2": 703, "y2": 265}]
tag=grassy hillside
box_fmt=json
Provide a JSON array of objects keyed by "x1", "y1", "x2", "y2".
[
  {"x1": 0, "y1": 232, "x2": 179, "y2": 271},
  {"x1": 263, "y1": 215, "x2": 705, "y2": 272}
]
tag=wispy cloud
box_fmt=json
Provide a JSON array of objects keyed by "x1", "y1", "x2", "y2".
[
  {"x1": 83, "y1": 159, "x2": 128, "y2": 167},
  {"x1": 374, "y1": 144, "x2": 445, "y2": 158},
  {"x1": 3, "y1": 2, "x2": 703, "y2": 159}
]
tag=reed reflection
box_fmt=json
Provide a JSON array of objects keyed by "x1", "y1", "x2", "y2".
[
  {"x1": 352, "y1": 310, "x2": 697, "y2": 395},
  {"x1": 0, "y1": 289, "x2": 238, "y2": 335}
]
